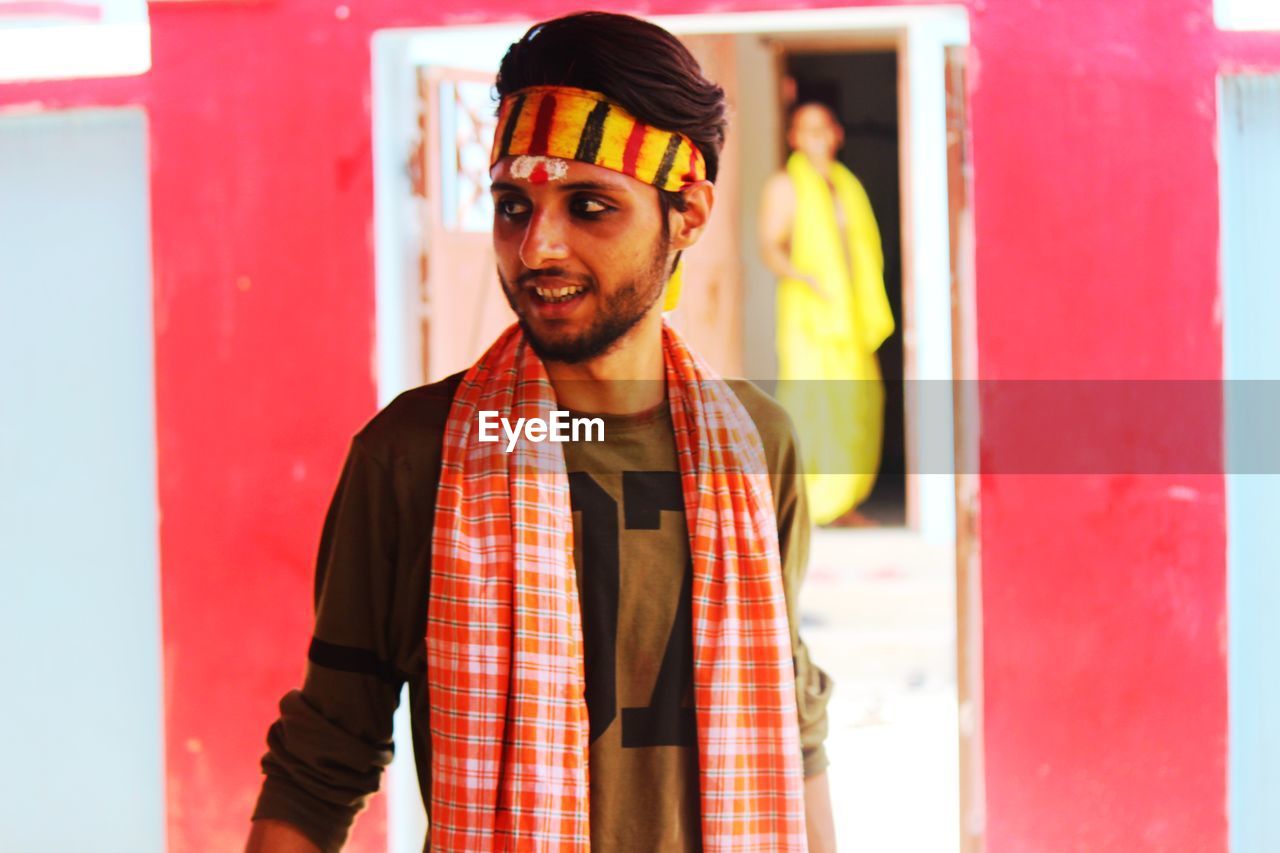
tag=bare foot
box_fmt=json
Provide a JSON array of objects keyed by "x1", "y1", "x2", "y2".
[{"x1": 824, "y1": 507, "x2": 878, "y2": 528}]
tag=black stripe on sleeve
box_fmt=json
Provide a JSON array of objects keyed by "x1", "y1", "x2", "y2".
[
  {"x1": 308, "y1": 637, "x2": 407, "y2": 687},
  {"x1": 573, "y1": 100, "x2": 611, "y2": 163}
]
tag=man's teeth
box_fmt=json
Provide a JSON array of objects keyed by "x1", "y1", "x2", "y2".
[{"x1": 534, "y1": 285, "x2": 586, "y2": 303}]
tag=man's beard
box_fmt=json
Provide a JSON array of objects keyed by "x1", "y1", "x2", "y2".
[{"x1": 499, "y1": 233, "x2": 671, "y2": 364}]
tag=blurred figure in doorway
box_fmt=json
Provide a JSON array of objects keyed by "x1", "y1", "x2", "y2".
[{"x1": 759, "y1": 102, "x2": 895, "y2": 526}]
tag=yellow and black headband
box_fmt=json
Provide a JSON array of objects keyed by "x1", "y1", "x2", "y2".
[{"x1": 490, "y1": 86, "x2": 708, "y2": 192}]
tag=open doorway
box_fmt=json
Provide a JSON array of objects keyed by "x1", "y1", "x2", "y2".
[
  {"x1": 784, "y1": 48, "x2": 907, "y2": 528},
  {"x1": 727, "y1": 27, "x2": 966, "y2": 850},
  {"x1": 372, "y1": 8, "x2": 974, "y2": 852}
]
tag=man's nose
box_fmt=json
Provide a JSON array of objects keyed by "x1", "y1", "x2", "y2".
[{"x1": 519, "y1": 209, "x2": 570, "y2": 269}]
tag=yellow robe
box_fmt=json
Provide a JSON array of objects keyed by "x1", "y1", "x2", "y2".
[{"x1": 775, "y1": 152, "x2": 895, "y2": 525}]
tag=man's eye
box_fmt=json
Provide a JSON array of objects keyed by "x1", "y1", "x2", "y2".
[
  {"x1": 496, "y1": 197, "x2": 529, "y2": 218},
  {"x1": 571, "y1": 197, "x2": 611, "y2": 217}
]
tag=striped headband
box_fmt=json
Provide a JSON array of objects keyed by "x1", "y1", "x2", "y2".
[{"x1": 490, "y1": 86, "x2": 708, "y2": 192}]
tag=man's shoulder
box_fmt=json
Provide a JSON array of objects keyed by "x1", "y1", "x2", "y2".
[
  {"x1": 763, "y1": 169, "x2": 796, "y2": 194},
  {"x1": 760, "y1": 172, "x2": 797, "y2": 227},
  {"x1": 725, "y1": 377, "x2": 783, "y2": 419},
  {"x1": 725, "y1": 378, "x2": 798, "y2": 470},
  {"x1": 352, "y1": 371, "x2": 465, "y2": 469}
]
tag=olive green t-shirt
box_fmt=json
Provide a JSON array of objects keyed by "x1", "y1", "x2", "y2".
[{"x1": 252, "y1": 373, "x2": 833, "y2": 852}]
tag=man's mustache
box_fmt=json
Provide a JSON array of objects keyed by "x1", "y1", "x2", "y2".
[{"x1": 514, "y1": 267, "x2": 595, "y2": 288}]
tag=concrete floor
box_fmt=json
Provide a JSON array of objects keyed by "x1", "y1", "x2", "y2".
[{"x1": 801, "y1": 527, "x2": 960, "y2": 853}]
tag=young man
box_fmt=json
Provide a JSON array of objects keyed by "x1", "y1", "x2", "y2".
[
  {"x1": 759, "y1": 102, "x2": 895, "y2": 527},
  {"x1": 248, "y1": 13, "x2": 834, "y2": 852}
]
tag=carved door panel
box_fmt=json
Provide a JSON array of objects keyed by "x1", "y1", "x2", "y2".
[{"x1": 418, "y1": 66, "x2": 512, "y2": 381}]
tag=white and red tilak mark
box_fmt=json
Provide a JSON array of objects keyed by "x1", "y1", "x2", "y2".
[{"x1": 511, "y1": 155, "x2": 569, "y2": 185}]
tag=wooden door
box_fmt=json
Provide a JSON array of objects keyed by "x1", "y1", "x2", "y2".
[
  {"x1": 946, "y1": 43, "x2": 985, "y2": 853},
  {"x1": 417, "y1": 66, "x2": 514, "y2": 382}
]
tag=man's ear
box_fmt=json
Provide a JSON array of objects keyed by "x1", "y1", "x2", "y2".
[{"x1": 668, "y1": 181, "x2": 715, "y2": 251}]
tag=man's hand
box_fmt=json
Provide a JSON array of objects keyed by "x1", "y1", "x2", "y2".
[
  {"x1": 245, "y1": 819, "x2": 321, "y2": 853},
  {"x1": 800, "y1": 274, "x2": 833, "y2": 303},
  {"x1": 805, "y1": 770, "x2": 838, "y2": 853}
]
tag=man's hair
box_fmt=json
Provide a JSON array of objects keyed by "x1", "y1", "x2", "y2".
[{"x1": 495, "y1": 12, "x2": 728, "y2": 222}]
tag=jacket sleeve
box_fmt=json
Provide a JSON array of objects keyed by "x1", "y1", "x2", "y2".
[
  {"x1": 775, "y1": 424, "x2": 835, "y2": 779},
  {"x1": 251, "y1": 437, "x2": 407, "y2": 852}
]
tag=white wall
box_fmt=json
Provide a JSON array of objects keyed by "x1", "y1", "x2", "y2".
[
  {"x1": 0, "y1": 108, "x2": 165, "y2": 851},
  {"x1": 734, "y1": 32, "x2": 783, "y2": 381},
  {"x1": 1221, "y1": 73, "x2": 1280, "y2": 853},
  {"x1": 1215, "y1": 0, "x2": 1280, "y2": 30},
  {"x1": 0, "y1": 0, "x2": 150, "y2": 83}
]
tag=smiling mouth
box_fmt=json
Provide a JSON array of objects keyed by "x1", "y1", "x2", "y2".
[{"x1": 532, "y1": 284, "x2": 588, "y2": 304}]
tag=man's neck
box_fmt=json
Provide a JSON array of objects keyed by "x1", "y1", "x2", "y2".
[
  {"x1": 544, "y1": 312, "x2": 666, "y2": 414},
  {"x1": 802, "y1": 151, "x2": 835, "y2": 177}
]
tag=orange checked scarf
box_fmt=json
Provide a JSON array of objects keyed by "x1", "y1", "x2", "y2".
[{"x1": 427, "y1": 323, "x2": 807, "y2": 852}]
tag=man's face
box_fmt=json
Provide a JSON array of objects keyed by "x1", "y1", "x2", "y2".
[
  {"x1": 788, "y1": 104, "x2": 843, "y2": 165},
  {"x1": 490, "y1": 157, "x2": 671, "y2": 364}
]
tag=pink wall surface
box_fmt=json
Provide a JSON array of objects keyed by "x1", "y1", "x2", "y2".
[{"x1": 4, "y1": 1, "x2": 1279, "y2": 850}]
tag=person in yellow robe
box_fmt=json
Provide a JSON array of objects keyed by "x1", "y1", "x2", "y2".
[{"x1": 759, "y1": 102, "x2": 895, "y2": 526}]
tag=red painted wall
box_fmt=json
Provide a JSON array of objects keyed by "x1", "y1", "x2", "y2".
[
  {"x1": 4, "y1": 1, "x2": 1279, "y2": 850},
  {"x1": 974, "y1": 3, "x2": 1224, "y2": 850}
]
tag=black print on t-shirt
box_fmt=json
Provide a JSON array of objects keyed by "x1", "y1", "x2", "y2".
[{"x1": 569, "y1": 471, "x2": 697, "y2": 749}]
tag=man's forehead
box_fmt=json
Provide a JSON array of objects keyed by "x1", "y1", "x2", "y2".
[
  {"x1": 792, "y1": 104, "x2": 839, "y2": 130},
  {"x1": 490, "y1": 155, "x2": 641, "y2": 191}
]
